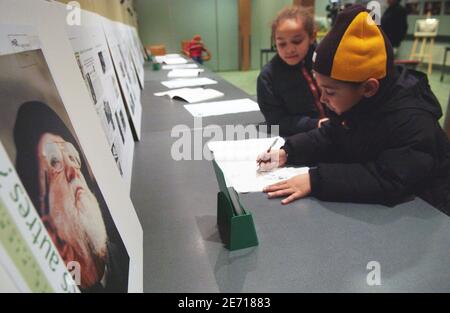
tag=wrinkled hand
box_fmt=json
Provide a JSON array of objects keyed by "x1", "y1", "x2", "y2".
[
  {"x1": 263, "y1": 173, "x2": 311, "y2": 205},
  {"x1": 256, "y1": 149, "x2": 287, "y2": 172}
]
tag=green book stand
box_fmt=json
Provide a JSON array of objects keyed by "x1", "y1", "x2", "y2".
[{"x1": 212, "y1": 159, "x2": 258, "y2": 251}]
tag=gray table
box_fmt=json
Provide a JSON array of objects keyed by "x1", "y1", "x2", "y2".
[
  {"x1": 131, "y1": 60, "x2": 450, "y2": 293},
  {"x1": 141, "y1": 64, "x2": 264, "y2": 134}
]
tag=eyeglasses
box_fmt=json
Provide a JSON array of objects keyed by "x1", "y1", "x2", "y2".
[{"x1": 42, "y1": 141, "x2": 81, "y2": 172}]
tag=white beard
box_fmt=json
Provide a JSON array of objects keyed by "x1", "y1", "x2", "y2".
[
  {"x1": 50, "y1": 183, "x2": 108, "y2": 263},
  {"x1": 77, "y1": 190, "x2": 108, "y2": 259}
]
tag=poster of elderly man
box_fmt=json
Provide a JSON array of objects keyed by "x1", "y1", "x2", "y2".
[{"x1": 0, "y1": 47, "x2": 130, "y2": 292}]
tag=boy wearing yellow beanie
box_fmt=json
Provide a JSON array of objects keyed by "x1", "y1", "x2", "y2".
[{"x1": 258, "y1": 5, "x2": 450, "y2": 213}]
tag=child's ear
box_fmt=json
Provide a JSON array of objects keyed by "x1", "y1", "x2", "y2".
[{"x1": 362, "y1": 78, "x2": 380, "y2": 98}]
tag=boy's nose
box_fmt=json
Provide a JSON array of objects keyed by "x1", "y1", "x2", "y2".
[{"x1": 320, "y1": 92, "x2": 327, "y2": 104}]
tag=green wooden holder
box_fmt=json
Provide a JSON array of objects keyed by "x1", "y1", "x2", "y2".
[{"x1": 212, "y1": 159, "x2": 258, "y2": 251}]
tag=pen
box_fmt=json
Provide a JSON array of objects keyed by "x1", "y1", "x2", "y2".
[{"x1": 257, "y1": 137, "x2": 279, "y2": 167}]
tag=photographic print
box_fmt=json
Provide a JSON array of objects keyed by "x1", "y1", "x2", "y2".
[
  {"x1": 66, "y1": 25, "x2": 135, "y2": 185},
  {"x1": 115, "y1": 112, "x2": 125, "y2": 144},
  {"x1": 103, "y1": 20, "x2": 142, "y2": 140},
  {"x1": 1, "y1": 141, "x2": 79, "y2": 293},
  {"x1": 98, "y1": 51, "x2": 107, "y2": 74},
  {"x1": 118, "y1": 24, "x2": 144, "y2": 89},
  {"x1": 0, "y1": 45, "x2": 130, "y2": 292}
]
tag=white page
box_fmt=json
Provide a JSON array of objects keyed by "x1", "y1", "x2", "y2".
[
  {"x1": 153, "y1": 55, "x2": 164, "y2": 63},
  {"x1": 164, "y1": 53, "x2": 181, "y2": 58},
  {"x1": 184, "y1": 98, "x2": 260, "y2": 117},
  {"x1": 155, "y1": 56, "x2": 188, "y2": 65},
  {"x1": 0, "y1": 2, "x2": 143, "y2": 292},
  {"x1": 154, "y1": 87, "x2": 224, "y2": 103},
  {"x1": 161, "y1": 77, "x2": 217, "y2": 89},
  {"x1": 0, "y1": 25, "x2": 81, "y2": 293},
  {"x1": 229, "y1": 164, "x2": 309, "y2": 193},
  {"x1": 163, "y1": 57, "x2": 188, "y2": 65},
  {"x1": 154, "y1": 53, "x2": 182, "y2": 62},
  {"x1": 130, "y1": 27, "x2": 147, "y2": 63},
  {"x1": 208, "y1": 137, "x2": 310, "y2": 193},
  {"x1": 167, "y1": 68, "x2": 204, "y2": 78},
  {"x1": 117, "y1": 23, "x2": 145, "y2": 90},
  {"x1": 66, "y1": 24, "x2": 135, "y2": 187},
  {"x1": 162, "y1": 63, "x2": 198, "y2": 70},
  {"x1": 103, "y1": 19, "x2": 142, "y2": 141},
  {"x1": 0, "y1": 257, "x2": 21, "y2": 292}
]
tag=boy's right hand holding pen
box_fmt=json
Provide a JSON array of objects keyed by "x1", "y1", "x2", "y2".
[{"x1": 256, "y1": 148, "x2": 288, "y2": 172}]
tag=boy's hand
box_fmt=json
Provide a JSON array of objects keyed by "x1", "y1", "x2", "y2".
[
  {"x1": 263, "y1": 173, "x2": 311, "y2": 205},
  {"x1": 318, "y1": 118, "x2": 329, "y2": 128},
  {"x1": 256, "y1": 149, "x2": 287, "y2": 172}
]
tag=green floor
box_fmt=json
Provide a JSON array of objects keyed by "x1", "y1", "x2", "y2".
[{"x1": 217, "y1": 66, "x2": 450, "y2": 127}]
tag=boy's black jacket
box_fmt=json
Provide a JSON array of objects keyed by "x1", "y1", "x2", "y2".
[
  {"x1": 283, "y1": 65, "x2": 450, "y2": 212},
  {"x1": 257, "y1": 45, "x2": 320, "y2": 136}
]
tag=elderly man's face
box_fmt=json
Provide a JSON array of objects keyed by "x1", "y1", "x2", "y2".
[
  {"x1": 37, "y1": 133, "x2": 108, "y2": 287},
  {"x1": 38, "y1": 134, "x2": 88, "y2": 211}
]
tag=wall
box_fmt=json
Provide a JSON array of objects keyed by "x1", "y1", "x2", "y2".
[
  {"x1": 218, "y1": 0, "x2": 239, "y2": 70},
  {"x1": 315, "y1": 0, "x2": 330, "y2": 17},
  {"x1": 398, "y1": 5, "x2": 450, "y2": 66},
  {"x1": 250, "y1": 0, "x2": 292, "y2": 69},
  {"x1": 136, "y1": 0, "x2": 450, "y2": 71},
  {"x1": 56, "y1": 0, "x2": 138, "y2": 26},
  {"x1": 136, "y1": 0, "x2": 238, "y2": 71},
  {"x1": 136, "y1": 0, "x2": 297, "y2": 71},
  {"x1": 315, "y1": 0, "x2": 450, "y2": 66}
]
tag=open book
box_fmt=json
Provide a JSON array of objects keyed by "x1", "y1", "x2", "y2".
[
  {"x1": 184, "y1": 98, "x2": 260, "y2": 117},
  {"x1": 154, "y1": 87, "x2": 224, "y2": 103},
  {"x1": 167, "y1": 69, "x2": 204, "y2": 78},
  {"x1": 162, "y1": 63, "x2": 199, "y2": 70},
  {"x1": 154, "y1": 54, "x2": 187, "y2": 65},
  {"x1": 208, "y1": 137, "x2": 309, "y2": 193},
  {"x1": 161, "y1": 77, "x2": 218, "y2": 89}
]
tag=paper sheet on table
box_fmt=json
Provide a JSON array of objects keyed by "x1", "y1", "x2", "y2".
[
  {"x1": 154, "y1": 54, "x2": 186, "y2": 64},
  {"x1": 167, "y1": 69, "x2": 204, "y2": 78},
  {"x1": 208, "y1": 137, "x2": 309, "y2": 193},
  {"x1": 184, "y1": 98, "x2": 260, "y2": 117},
  {"x1": 154, "y1": 87, "x2": 224, "y2": 103},
  {"x1": 161, "y1": 57, "x2": 188, "y2": 65},
  {"x1": 164, "y1": 53, "x2": 181, "y2": 58},
  {"x1": 161, "y1": 77, "x2": 217, "y2": 89},
  {"x1": 162, "y1": 63, "x2": 199, "y2": 70}
]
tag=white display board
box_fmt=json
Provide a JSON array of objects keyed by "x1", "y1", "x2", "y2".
[
  {"x1": 66, "y1": 18, "x2": 135, "y2": 188},
  {"x1": 0, "y1": 0, "x2": 143, "y2": 292},
  {"x1": 0, "y1": 26, "x2": 131, "y2": 293},
  {"x1": 414, "y1": 18, "x2": 440, "y2": 37},
  {"x1": 0, "y1": 261, "x2": 20, "y2": 292},
  {"x1": 102, "y1": 18, "x2": 143, "y2": 141},
  {"x1": 118, "y1": 23, "x2": 145, "y2": 90},
  {"x1": 130, "y1": 27, "x2": 147, "y2": 63},
  {"x1": 1, "y1": 141, "x2": 79, "y2": 293}
]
